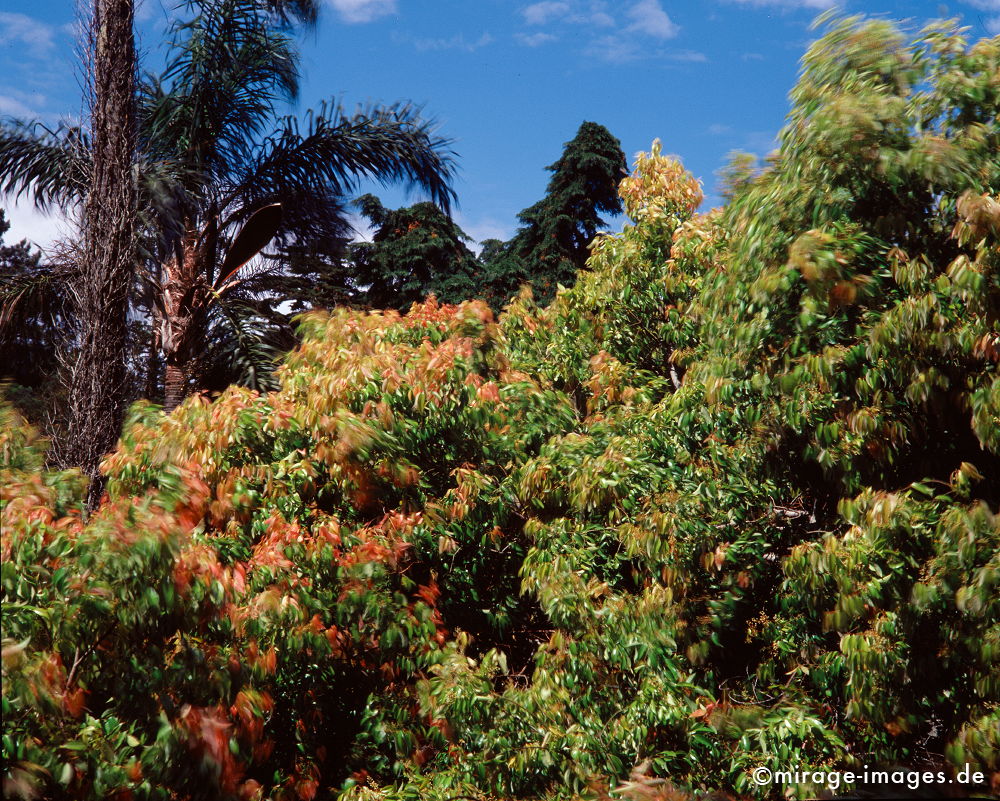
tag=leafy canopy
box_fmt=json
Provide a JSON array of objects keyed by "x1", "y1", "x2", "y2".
[{"x1": 349, "y1": 194, "x2": 481, "y2": 311}]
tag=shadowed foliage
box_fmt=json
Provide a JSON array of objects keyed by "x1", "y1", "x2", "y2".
[
  {"x1": 349, "y1": 193, "x2": 481, "y2": 310},
  {"x1": 481, "y1": 120, "x2": 627, "y2": 307}
]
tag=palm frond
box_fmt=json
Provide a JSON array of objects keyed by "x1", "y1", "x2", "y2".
[
  {"x1": 216, "y1": 185, "x2": 351, "y2": 269},
  {"x1": 200, "y1": 295, "x2": 289, "y2": 393},
  {"x1": 214, "y1": 202, "x2": 283, "y2": 290},
  {"x1": 179, "y1": 0, "x2": 320, "y2": 29},
  {"x1": 0, "y1": 264, "x2": 67, "y2": 333},
  {"x1": 136, "y1": 151, "x2": 205, "y2": 258},
  {"x1": 240, "y1": 101, "x2": 458, "y2": 217},
  {"x1": 0, "y1": 255, "x2": 73, "y2": 393},
  {"x1": 0, "y1": 121, "x2": 91, "y2": 210},
  {"x1": 256, "y1": 0, "x2": 319, "y2": 28},
  {"x1": 148, "y1": 0, "x2": 300, "y2": 183}
]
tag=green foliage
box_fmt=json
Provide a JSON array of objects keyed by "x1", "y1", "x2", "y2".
[
  {"x1": 0, "y1": 209, "x2": 68, "y2": 425},
  {"x1": 3, "y1": 14, "x2": 999, "y2": 801},
  {"x1": 350, "y1": 194, "x2": 482, "y2": 310},
  {"x1": 0, "y1": 0, "x2": 457, "y2": 403},
  {"x1": 483, "y1": 121, "x2": 627, "y2": 307}
]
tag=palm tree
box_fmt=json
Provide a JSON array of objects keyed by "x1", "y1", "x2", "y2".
[{"x1": 1, "y1": 0, "x2": 456, "y2": 412}]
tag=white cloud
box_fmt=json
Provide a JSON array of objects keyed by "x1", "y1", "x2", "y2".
[
  {"x1": 586, "y1": 0, "x2": 683, "y2": 62},
  {"x1": 588, "y1": 37, "x2": 699, "y2": 63},
  {"x1": 708, "y1": 123, "x2": 733, "y2": 135},
  {"x1": 516, "y1": 31, "x2": 558, "y2": 47},
  {"x1": 522, "y1": 1, "x2": 614, "y2": 28},
  {"x1": 667, "y1": 49, "x2": 707, "y2": 61},
  {"x1": 986, "y1": 16, "x2": 1000, "y2": 33},
  {"x1": 588, "y1": 33, "x2": 641, "y2": 62},
  {"x1": 0, "y1": 12, "x2": 57, "y2": 57},
  {"x1": 454, "y1": 213, "x2": 513, "y2": 254},
  {"x1": 519, "y1": 0, "x2": 688, "y2": 63},
  {"x1": 0, "y1": 94, "x2": 40, "y2": 118},
  {"x1": 0, "y1": 84, "x2": 77, "y2": 126},
  {"x1": 344, "y1": 212, "x2": 375, "y2": 244},
  {"x1": 411, "y1": 32, "x2": 493, "y2": 52},
  {"x1": 625, "y1": 0, "x2": 678, "y2": 39},
  {"x1": 522, "y1": 1, "x2": 570, "y2": 25},
  {"x1": 3, "y1": 200, "x2": 73, "y2": 252},
  {"x1": 327, "y1": 0, "x2": 397, "y2": 24}
]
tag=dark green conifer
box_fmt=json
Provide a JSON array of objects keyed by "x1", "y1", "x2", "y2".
[
  {"x1": 351, "y1": 193, "x2": 481, "y2": 310},
  {"x1": 486, "y1": 121, "x2": 627, "y2": 305}
]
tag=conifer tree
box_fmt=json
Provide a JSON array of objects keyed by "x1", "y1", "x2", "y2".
[
  {"x1": 351, "y1": 193, "x2": 480, "y2": 310},
  {"x1": 484, "y1": 121, "x2": 627, "y2": 306}
]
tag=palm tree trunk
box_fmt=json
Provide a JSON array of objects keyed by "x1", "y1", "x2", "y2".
[
  {"x1": 60, "y1": 0, "x2": 136, "y2": 509},
  {"x1": 160, "y1": 228, "x2": 206, "y2": 413},
  {"x1": 163, "y1": 362, "x2": 188, "y2": 412}
]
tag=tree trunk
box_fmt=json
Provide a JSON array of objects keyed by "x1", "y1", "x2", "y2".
[
  {"x1": 163, "y1": 362, "x2": 188, "y2": 412},
  {"x1": 61, "y1": 0, "x2": 137, "y2": 509},
  {"x1": 160, "y1": 229, "x2": 207, "y2": 413}
]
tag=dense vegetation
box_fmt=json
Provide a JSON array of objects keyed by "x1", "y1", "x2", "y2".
[
  {"x1": 0, "y1": 210, "x2": 63, "y2": 421},
  {"x1": 344, "y1": 120, "x2": 627, "y2": 314},
  {"x1": 477, "y1": 121, "x2": 627, "y2": 308},
  {"x1": 347, "y1": 194, "x2": 481, "y2": 310},
  {"x1": 2, "y1": 12, "x2": 999, "y2": 801}
]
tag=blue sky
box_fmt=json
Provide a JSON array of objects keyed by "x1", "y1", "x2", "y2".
[{"x1": 2, "y1": 0, "x2": 998, "y2": 250}]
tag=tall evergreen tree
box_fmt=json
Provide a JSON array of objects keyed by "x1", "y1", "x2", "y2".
[
  {"x1": 350, "y1": 193, "x2": 480, "y2": 310},
  {"x1": 484, "y1": 121, "x2": 627, "y2": 306}
]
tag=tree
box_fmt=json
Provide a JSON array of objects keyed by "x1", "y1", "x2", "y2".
[
  {"x1": 0, "y1": 0, "x2": 456, "y2": 414},
  {"x1": 5, "y1": 14, "x2": 997, "y2": 801},
  {"x1": 0, "y1": 213, "x2": 157, "y2": 441},
  {"x1": 0, "y1": 210, "x2": 67, "y2": 423},
  {"x1": 0, "y1": 211, "x2": 45, "y2": 375},
  {"x1": 484, "y1": 121, "x2": 627, "y2": 306},
  {"x1": 139, "y1": 0, "x2": 456, "y2": 410},
  {"x1": 59, "y1": 0, "x2": 138, "y2": 501},
  {"x1": 350, "y1": 193, "x2": 480, "y2": 310},
  {"x1": 715, "y1": 150, "x2": 759, "y2": 203},
  {"x1": 475, "y1": 238, "x2": 527, "y2": 311}
]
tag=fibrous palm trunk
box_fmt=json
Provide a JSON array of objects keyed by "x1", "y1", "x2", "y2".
[
  {"x1": 160, "y1": 227, "x2": 208, "y2": 412},
  {"x1": 144, "y1": 311, "x2": 162, "y2": 401},
  {"x1": 61, "y1": 0, "x2": 137, "y2": 508},
  {"x1": 162, "y1": 362, "x2": 189, "y2": 411}
]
